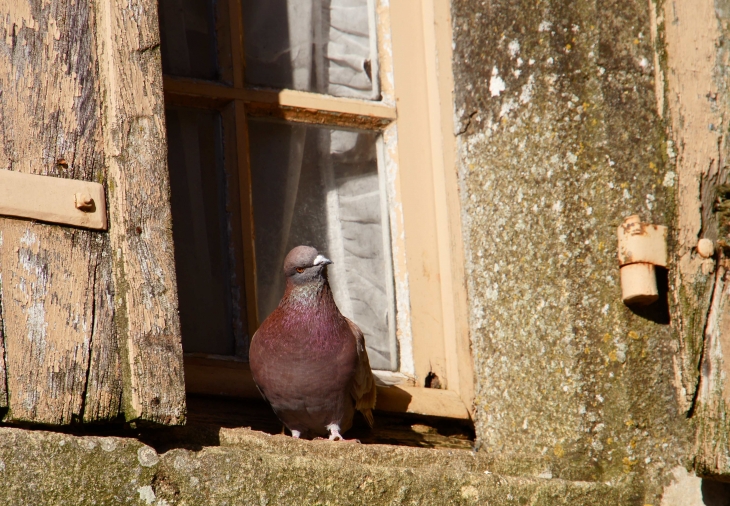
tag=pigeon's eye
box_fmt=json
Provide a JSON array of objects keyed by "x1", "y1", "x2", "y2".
[{"x1": 296, "y1": 267, "x2": 305, "y2": 273}]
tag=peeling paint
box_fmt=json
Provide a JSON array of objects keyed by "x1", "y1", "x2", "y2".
[{"x1": 382, "y1": 122, "x2": 414, "y2": 376}]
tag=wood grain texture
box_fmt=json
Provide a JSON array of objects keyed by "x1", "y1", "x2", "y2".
[
  {"x1": 0, "y1": 297, "x2": 7, "y2": 409},
  {"x1": 94, "y1": 0, "x2": 186, "y2": 424},
  {"x1": 663, "y1": 0, "x2": 729, "y2": 414},
  {"x1": 0, "y1": 0, "x2": 117, "y2": 423},
  {"x1": 0, "y1": 225, "x2": 99, "y2": 423},
  {"x1": 694, "y1": 261, "x2": 730, "y2": 477},
  {"x1": 82, "y1": 233, "x2": 123, "y2": 422},
  {"x1": 662, "y1": 0, "x2": 730, "y2": 476}
]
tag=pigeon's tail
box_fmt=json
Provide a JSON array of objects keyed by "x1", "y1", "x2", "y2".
[
  {"x1": 347, "y1": 316, "x2": 377, "y2": 430},
  {"x1": 355, "y1": 383, "x2": 377, "y2": 429},
  {"x1": 360, "y1": 407, "x2": 375, "y2": 428}
]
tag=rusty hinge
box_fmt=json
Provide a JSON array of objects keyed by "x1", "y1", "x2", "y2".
[{"x1": 0, "y1": 169, "x2": 107, "y2": 230}]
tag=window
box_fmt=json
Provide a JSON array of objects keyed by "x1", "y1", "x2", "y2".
[{"x1": 160, "y1": 0, "x2": 473, "y2": 419}]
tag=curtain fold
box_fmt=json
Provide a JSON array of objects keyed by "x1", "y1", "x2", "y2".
[{"x1": 242, "y1": 0, "x2": 378, "y2": 99}]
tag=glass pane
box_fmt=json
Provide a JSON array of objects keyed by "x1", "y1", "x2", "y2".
[
  {"x1": 242, "y1": 0, "x2": 380, "y2": 100},
  {"x1": 159, "y1": 0, "x2": 222, "y2": 80},
  {"x1": 248, "y1": 118, "x2": 396, "y2": 370},
  {"x1": 166, "y1": 107, "x2": 239, "y2": 355}
]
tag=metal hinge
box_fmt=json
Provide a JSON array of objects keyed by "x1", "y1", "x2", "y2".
[
  {"x1": 617, "y1": 215, "x2": 668, "y2": 306},
  {"x1": 0, "y1": 169, "x2": 107, "y2": 230}
]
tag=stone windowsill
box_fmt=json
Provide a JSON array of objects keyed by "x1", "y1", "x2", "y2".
[{"x1": 0, "y1": 426, "x2": 633, "y2": 505}]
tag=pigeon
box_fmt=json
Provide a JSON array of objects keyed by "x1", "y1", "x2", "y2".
[{"x1": 249, "y1": 245, "x2": 377, "y2": 440}]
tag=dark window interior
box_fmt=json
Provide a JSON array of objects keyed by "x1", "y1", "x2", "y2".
[{"x1": 166, "y1": 107, "x2": 242, "y2": 356}]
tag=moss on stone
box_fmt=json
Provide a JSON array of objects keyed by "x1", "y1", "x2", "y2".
[
  {"x1": 450, "y1": 0, "x2": 692, "y2": 501},
  {"x1": 0, "y1": 426, "x2": 639, "y2": 505},
  {"x1": 0, "y1": 428, "x2": 156, "y2": 504}
]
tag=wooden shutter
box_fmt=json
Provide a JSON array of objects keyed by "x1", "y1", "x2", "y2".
[
  {"x1": 0, "y1": 0, "x2": 185, "y2": 425},
  {"x1": 662, "y1": 0, "x2": 730, "y2": 477}
]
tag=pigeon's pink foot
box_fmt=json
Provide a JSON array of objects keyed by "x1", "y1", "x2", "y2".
[
  {"x1": 327, "y1": 437, "x2": 362, "y2": 443},
  {"x1": 326, "y1": 424, "x2": 343, "y2": 441},
  {"x1": 314, "y1": 427, "x2": 360, "y2": 444},
  {"x1": 327, "y1": 424, "x2": 363, "y2": 442},
  {"x1": 291, "y1": 430, "x2": 302, "y2": 439}
]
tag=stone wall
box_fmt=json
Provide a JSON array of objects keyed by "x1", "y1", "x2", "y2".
[{"x1": 450, "y1": 0, "x2": 697, "y2": 501}]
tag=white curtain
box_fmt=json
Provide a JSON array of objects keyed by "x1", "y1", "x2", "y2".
[
  {"x1": 243, "y1": 0, "x2": 379, "y2": 99},
  {"x1": 246, "y1": 0, "x2": 396, "y2": 370},
  {"x1": 250, "y1": 122, "x2": 397, "y2": 371}
]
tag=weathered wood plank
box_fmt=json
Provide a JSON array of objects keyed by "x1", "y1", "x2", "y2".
[
  {"x1": 82, "y1": 233, "x2": 123, "y2": 422},
  {"x1": 663, "y1": 0, "x2": 730, "y2": 414},
  {"x1": 0, "y1": 224, "x2": 96, "y2": 423},
  {"x1": 662, "y1": 0, "x2": 730, "y2": 476},
  {"x1": 0, "y1": 290, "x2": 7, "y2": 410},
  {"x1": 0, "y1": 0, "x2": 116, "y2": 423},
  {"x1": 95, "y1": 0, "x2": 186, "y2": 424},
  {"x1": 693, "y1": 259, "x2": 730, "y2": 478}
]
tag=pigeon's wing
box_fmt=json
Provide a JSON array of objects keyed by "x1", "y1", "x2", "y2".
[
  {"x1": 345, "y1": 317, "x2": 377, "y2": 428},
  {"x1": 249, "y1": 329, "x2": 267, "y2": 402}
]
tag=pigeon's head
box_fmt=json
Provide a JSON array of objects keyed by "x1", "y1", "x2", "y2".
[{"x1": 283, "y1": 245, "x2": 333, "y2": 286}]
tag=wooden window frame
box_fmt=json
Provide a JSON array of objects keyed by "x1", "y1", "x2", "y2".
[{"x1": 163, "y1": 0, "x2": 474, "y2": 420}]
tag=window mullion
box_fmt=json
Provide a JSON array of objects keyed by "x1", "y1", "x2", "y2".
[
  {"x1": 163, "y1": 77, "x2": 396, "y2": 128},
  {"x1": 228, "y1": 0, "x2": 245, "y2": 88},
  {"x1": 233, "y1": 99, "x2": 260, "y2": 338}
]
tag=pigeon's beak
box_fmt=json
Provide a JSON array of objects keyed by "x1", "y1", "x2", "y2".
[{"x1": 313, "y1": 254, "x2": 333, "y2": 266}]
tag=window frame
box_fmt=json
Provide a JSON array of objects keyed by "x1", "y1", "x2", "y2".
[{"x1": 162, "y1": 0, "x2": 473, "y2": 420}]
